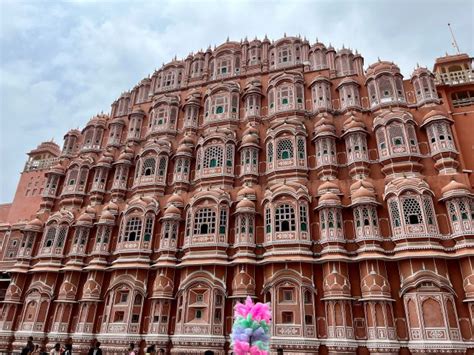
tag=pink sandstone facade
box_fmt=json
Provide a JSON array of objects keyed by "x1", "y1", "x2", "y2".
[{"x1": 0, "y1": 36, "x2": 473, "y2": 354}]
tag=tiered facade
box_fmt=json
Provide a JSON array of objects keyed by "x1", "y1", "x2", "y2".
[{"x1": 0, "y1": 36, "x2": 474, "y2": 354}]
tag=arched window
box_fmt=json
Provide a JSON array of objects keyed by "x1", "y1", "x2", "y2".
[
  {"x1": 402, "y1": 198, "x2": 423, "y2": 225},
  {"x1": 275, "y1": 204, "x2": 296, "y2": 232},
  {"x1": 193, "y1": 208, "x2": 216, "y2": 235},
  {"x1": 123, "y1": 217, "x2": 142, "y2": 242},
  {"x1": 277, "y1": 139, "x2": 294, "y2": 160},
  {"x1": 141, "y1": 157, "x2": 156, "y2": 176},
  {"x1": 204, "y1": 146, "x2": 223, "y2": 168}
]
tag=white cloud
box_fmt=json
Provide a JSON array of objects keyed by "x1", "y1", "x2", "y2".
[{"x1": 0, "y1": 0, "x2": 473, "y2": 202}]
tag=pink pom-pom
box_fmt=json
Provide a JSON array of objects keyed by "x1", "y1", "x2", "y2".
[
  {"x1": 234, "y1": 296, "x2": 254, "y2": 318},
  {"x1": 248, "y1": 345, "x2": 268, "y2": 355},
  {"x1": 233, "y1": 340, "x2": 251, "y2": 355},
  {"x1": 249, "y1": 302, "x2": 271, "y2": 323}
]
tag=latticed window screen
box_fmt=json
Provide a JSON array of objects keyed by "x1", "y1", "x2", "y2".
[
  {"x1": 98, "y1": 226, "x2": 111, "y2": 244},
  {"x1": 422, "y1": 195, "x2": 435, "y2": 225},
  {"x1": 275, "y1": 204, "x2": 296, "y2": 232},
  {"x1": 183, "y1": 159, "x2": 189, "y2": 173},
  {"x1": 402, "y1": 198, "x2": 423, "y2": 225},
  {"x1": 299, "y1": 204, "x2": 308, "y2": 231},
  {"x1": 175, "y1": 159, "x2": 182, "y2": 173},
  {"x1": 68, "y1": 169, "x2": 78, "y2": 185},
  {"x1": 158, "y1": 157, "x2": 167, "y2": 176},
  {"x1": 448, "y1": 201, "x2": 457, "y2": 221},
  {"x1": 407, "y1": 124, "x2": 418, "y2": 146},
  {"x1": 277, "y1": 139, "x2": 294, "y2": 160},
  {"x1": 240, "y1": 215, "x2": 247, "y2": 233},
  {"x1": 297, "y1": 138, "x2": 305, "y2": 159},
  {"x1": 44, "y1": 226, "x2": 56, "y2": 247},
  {"x1": 185, "y1": 211, "x2": 191, "y2": 237},
  {"x1": 193, "y1": 208, "x2": 216, "y2": 235},
  {"x1": 376, "y1": 129, "x2": 387, "y2": 150},
  {"x1": 123, "y1": 217, "x2": 143, "y2": 242},
  {"x1": 219, "y1": 209, "x2": 227, "y2": 234},
  {"x1": 278, "y1": 85, "x2": 293, "y2": 105},
  {"x1": 267, "y1": 143, "x2": 274, "y2": 162},
  {"x1": 226, "y1": 145, "x2": 233, "y2": 167},
  {"x1": 171, "y1": 223, "x2": 178, "y2": 239},
  {"x1": 265, "y1": 208, "x2": 271, "y2": 233},
  {"x1": 389, "y1": 200, "x2": 401, "y2": 227},
  {"x1": 144, "y1": 216, "x2": 154, "y2": 241},
  {"x1": 459, "y1": 199, "x2": 469, "y2": 220},
  {"x1": 204, "y1": 146, "x2": 224, "y2": 168},
  {"x1": 371, "y1": 207, "x2": 378, "y2": 226},
  {"x1": 320, "y1": 210, "x2": 326, "y2": 229},
  {"x1": 141, "y1": 157, "x2": 156, "y2": 176},
  {"x1": 56, "y1": 226, "x2": 68, "y2": 248},
  {"x1": 278, "y1": 47, "x2": 292, "y2": 63},
  {"x1": 354, "y1": 208, "x2": 361, "y2": 227},
  {"x1": 388, "y1": 124, "x2": 405, "y2": 146},
  {"x1": 328, "y1": 211, "x2": 334, "y2": 228},
  {"x1": 362, "y1": 207, "x2": 370, "y2": 226}
]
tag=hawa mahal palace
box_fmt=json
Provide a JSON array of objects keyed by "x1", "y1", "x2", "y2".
[{"x1": 0, "y1": 35, "x2": 474, "y2": 354}]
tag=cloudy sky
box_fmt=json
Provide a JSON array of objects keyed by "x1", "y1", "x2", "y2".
[{"x1": 0, "y1": 0, "x2": 472, "y2": 203}]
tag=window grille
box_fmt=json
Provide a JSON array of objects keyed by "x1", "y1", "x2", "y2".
[
  {"x1": 275, "y1": 204, "x2": 296, "y2": 232},
  {"x1": 203, "y1": 146, "x2": 223, "y2": 168},
  {"x1": 277, "y1": 139, "x2": 294, "y2": 160},
  {"x1": 56, "y1": 226, "x2": 68, "y2": 248},
  {"x1": 226, "y1": 145, "x2": 233, "y2": 167},
  {"x1": 376, "y1": 129, "x2": 387, "y2": 151},
  {"x1": 158, "y1": 157, "x2": 167, "y2": 176},
  {"x1": 144, "y1": 216, "x2": 153, "y2": 241},
  {"x1": 267, "y1": 142, "x2": 274, "y2": 162},
  {"x1": 142, "y1": 157, "x2": 156, "y2": 176},
  {"x1": 459, "y1": 199, "x2": 469, "y2": 220},
  {"x1": 402, "y1": 198, "x2": 423, "y2": 225},
  {"x1": 219, "y1": 209, "x2": 227, "y2": 234},
  {"x1": 423, "y1": 195, "x2": 435, "y2": 225},
  {"x1": 371, "y1": 207, "x2": 378, "y2": 226},
  {"x1": 265, "y1": 208, "x2": 271, "y2": 233},
  {"x1": 389, "y1": 200, "x2": 401, "y2": 228},
  {"x1": 185, "y1": 210, "x2": 191, "y2": 237},
  {"x1": 388, "y1": 124, "x2": 404, "y2": 146},
  {"x1": 123, "y1": 217, "x2": 142, "y2": 242},
  {"x1": 448, "y1": 201, "x2": 457, "y2": 221},
  {"x1": 297, "y1": 138, "x2": 305, "y2": 159},
  {"x1": 354, "y1": 208, "x2": 361, "y2": 227},
  {"x1": 300, "y1": 204, "x2": 308, "y2": 231},
  {"x1": 44, "y1": 226, "x2": 56, "y2": 247},
  {"x1": 193, "y1": 208, "x2": 216, "y2": 235}
]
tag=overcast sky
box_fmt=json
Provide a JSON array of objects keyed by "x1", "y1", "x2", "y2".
[{"x1": 0, "y1": 0, "x2": 473, "y2": 203}]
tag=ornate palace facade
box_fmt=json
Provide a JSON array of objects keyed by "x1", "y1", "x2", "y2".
[{"x1": 0, "y1": 36, "x2": 474, "y2": 354}]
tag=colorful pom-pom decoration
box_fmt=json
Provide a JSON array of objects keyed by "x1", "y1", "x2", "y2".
[{"x1": 231, "y1": 296, "x2": 271, "y2": 355}]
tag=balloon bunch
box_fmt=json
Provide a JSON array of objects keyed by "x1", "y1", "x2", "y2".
[{"x1": 231, "y1": 296, "x2": 271, "y2": 355}]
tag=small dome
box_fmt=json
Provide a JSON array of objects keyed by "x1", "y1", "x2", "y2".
[
  {"x1": 366, "y1": 60, "x2": 401, "y2": 77},
  {"x1": 318, "y1": 180, "x2": 340, "y2": 195},
  {"x1": 411, "y1": 66, "x2": 432, "y2": 78},
  {"x1": 176, "y1": 143, "x2": 193, "y2": 155},
  {"x1": 342, "y1": 114, "x2": 366, "y2": 134},
  {"x1": 76, "y1": 211, "x2": 93, "y2": 226},
  {"x1": 237, "y1": 185, "x2": 256, "y2": 199},
  {"x1": 99, "y1": 210, "x2": 115, "y2": 223},
  {"x1": 351, "y1": 185, "x2": 377, "y2": 205},
  {"x1": 236, "y1": 197, "x2": 255, "y2": 212},
  {"x1": 421, "y1": 109, "x2": 450, "y2": 126},
  {"x1": 241, "y1": 133, "x2": 259, "y2": 145},
  {"x1": 24, "y1": 217, "x2": 44, "y2": 232},
  {"x1": 313, "y1": 114, "x2": 336, "y2": 138},
  {"x1": 164, "y1": 205, "x2": 181, "y2": 217},
  {"x1": 318, "y1": 192, "x2": 341, "y2": 207},
  {"x1": 104, "y1": 200, "x2": 119, "y2": 213},
  {"x1": 49, "y1": 163, "x2": 65, "y2": 175},
  {"x1": 167, "y1": 193, "x2": 184, "y2": 208},
  {"x1": 232, "y1": 270, "x2": 256, "y2": 297},
  {"x1": 441, "y1": 179, "x2": 471, "y2": 199},
  {"x1": 131, "y1": 107, "x2": 145, "y2": 115},
  {"x1": 350, "y1": 179, "x2": 375, "y2": 193},
  {"x1": 65, "y1": 129, "x2": 81, "y2": 137}
]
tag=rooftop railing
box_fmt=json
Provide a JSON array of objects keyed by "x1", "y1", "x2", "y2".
[{"x1": 435, "y1": 69, "x2": 474, "y2": 85}]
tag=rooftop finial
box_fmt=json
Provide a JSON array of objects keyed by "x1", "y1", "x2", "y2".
[
  {"x1": 283, "y1": 32, "x2": 287, "y2": 37},
  {"x1": 226, "y1": 36, "x2": 229, "y2": 42}
]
